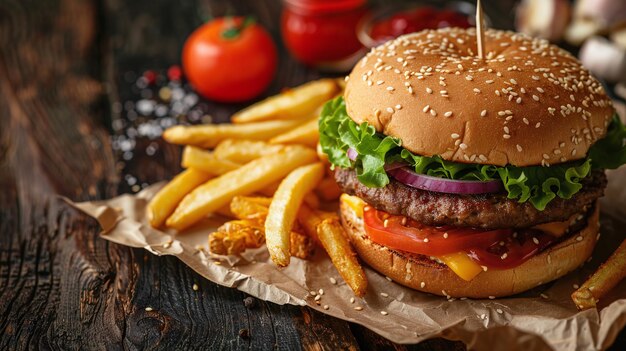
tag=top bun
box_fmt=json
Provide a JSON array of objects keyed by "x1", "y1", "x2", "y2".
[{"x1": 345, "y1": 28, "x2": 614, "y2": 167}]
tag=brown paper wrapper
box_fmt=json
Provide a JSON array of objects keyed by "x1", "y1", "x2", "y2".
[{"x1": 67, "y1": 168, "x2": 626, "y2": 351}]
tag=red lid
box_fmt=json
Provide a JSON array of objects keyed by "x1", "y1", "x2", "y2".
[{"x1": 284, "y1": 0, "x2": 366, "y2": 14}]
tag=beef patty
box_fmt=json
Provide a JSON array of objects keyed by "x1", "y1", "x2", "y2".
[{"x1": 334, "y1": 167, "x2": 606, "y2": 229}]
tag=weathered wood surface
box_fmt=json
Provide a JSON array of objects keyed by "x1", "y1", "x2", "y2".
[{"x1": 0, "y1": 0, "x2": 622, "y2": 350}]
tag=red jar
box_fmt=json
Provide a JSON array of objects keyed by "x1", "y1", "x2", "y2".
[{"x1": 281, "y1": 0, "x2": 367, "y2": 71}]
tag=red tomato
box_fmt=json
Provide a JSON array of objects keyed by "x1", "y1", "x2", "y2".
[
  {"x1": 281, "y1": 6, "x2": 366, "y2": 66},
  {"x1": 363, "y1": 206, "x2": 511, "y2": 257},
  {"x1": 182, "y1": 17, "x2": 278, "y2": 102}
]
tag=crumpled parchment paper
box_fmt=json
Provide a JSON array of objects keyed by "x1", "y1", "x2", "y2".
[{"x1": 68, "y1": 167, "x2": 626, "y2": 351}]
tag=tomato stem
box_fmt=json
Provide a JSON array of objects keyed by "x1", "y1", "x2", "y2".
[{"x1": 222, "y1": 16, "x2": 256, "y2": 40}]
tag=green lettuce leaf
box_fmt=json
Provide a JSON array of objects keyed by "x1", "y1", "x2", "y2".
[{"x1": 319, "y1": 96, "x2": 626, "y2": 211}]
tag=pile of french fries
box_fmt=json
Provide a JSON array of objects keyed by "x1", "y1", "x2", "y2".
[{"x1": 147, "y1": 79, "x2": 367, "y2": 296}]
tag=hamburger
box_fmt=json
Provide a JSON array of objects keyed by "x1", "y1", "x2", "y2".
[{"x1": 319, "y1": 28, "x2": 626, "y2": 298}]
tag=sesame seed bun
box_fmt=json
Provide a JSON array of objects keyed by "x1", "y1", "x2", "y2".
[
  {"x1": 345, "y1": 28, "x2": 615, "y2": 167},
  {"x1": 340, "y1": 197, "x2": 600, "y2": 298}
]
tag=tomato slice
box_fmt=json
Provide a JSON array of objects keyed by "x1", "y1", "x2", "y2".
[
  {"x1": 467, "y1": 230, "x2": 556, "y2": 270},
  {"x1": 362, "y1": 206, "x2": 559, "y2": 270},
  {"x1": 362, "y1": 206, "x2": 512, "y2": 256}
]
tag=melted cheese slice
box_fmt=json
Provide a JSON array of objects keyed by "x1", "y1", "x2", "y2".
[{"x1": 532, "y1": 216, "x2": 574, "y2": 237}]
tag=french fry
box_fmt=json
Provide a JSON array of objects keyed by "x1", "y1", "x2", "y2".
[
  {"x1": 214, "y1": 140, "x2": 285, "y2": 164},
  {"x1": 297, "y1": 205, "x2": 367, "y2": 296},
  {"x1": 181, "y1": 146, "x2": 241, "y2": 175},
  {"x1": 317, "y1": 217, "x2": 368, "y2": 297},
  {"x1": 572, "y1": 239, "x2": 626, "y2": 310},
  {"x1": 303, "y1": 192, "x2": 320, "y2": 209},
  {"x1": 257, "y1": 182, "x2": 280, "y2": 197},
  {"x1": 316, "y1": 177, "x2": 342, "y2": 201},
  {"x1": 147, "y1": 168, "x2": 212, "y2": 228},
  {"x1": 230, "y1": 196, "x2": 272, "y2": 220},
  {"x1": 166, "y1": 146, "x2": 317, "y2": 231},
  {"x1": 265, "y1": 163, "x2": 325, "y2": 266},
  {"x1": 290, "y1": 229, "x2": 316, "y2": 260},
  {"x1": 162, "y1": 119, "x2": 301, "y2": 148},
  {"x1": 231, "y1": 79, "x2": 339, "y2": 124},
  {"x1": 269, "y1": 118, "x2": 319, "y2": 147}
]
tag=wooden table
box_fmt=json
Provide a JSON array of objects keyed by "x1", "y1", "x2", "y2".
[{"x1": 0, "y1": 0, "x2": 624, "y2": 349}]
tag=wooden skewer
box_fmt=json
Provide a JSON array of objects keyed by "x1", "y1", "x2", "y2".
[{"x1": 476, "y1": 0, "x2": 486, "y2": 59}]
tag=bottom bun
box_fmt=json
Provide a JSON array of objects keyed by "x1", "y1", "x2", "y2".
[{"x1": 340, "y1": 198, "x2": 600, "y2": 298}]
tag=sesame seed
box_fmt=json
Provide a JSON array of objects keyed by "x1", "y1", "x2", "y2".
[
  {"x1": 354, "y1": 306, "x2": 363, "y2": 311},
  {"x1": 383, "y1": 219, "x2": 389, "y2": 227},
  {"x1": 423, "y1": 238, "x2": 430, "y2": 243},
  {"x1": 386, "y1": 86, "x2": 395, "y2": 91},
  {"x1": 443, "y1": 233, "x2": 449, "y2": 239},
  {"x1": 504, "y1": 126, "x2": 510, "y2": 133},
  {"x1": 533, "y1": 237, "x2": 539, "y2": 245},
  {"x1": 319, "y1": 289, "x2": 324, "y2": 295},
  {"x1": 444, "y1": 111, "x2": 453, "y2": 117},
  {"x1": 481, "y1": 110, "x2": 487, "y2": 117},
  {"x1": 323, "y1": 305, "x2": 329, "y2": 310},
  {"x1": 330, "y1": 277, "x2": 337, "y2": 285},
  {"x1": 498, "y1": 111, "x2": 506, "y2": 116},
  {"x1": 310, "y1": 290, "x2": 317, "y2": 296},
  {"x1": 466, "y1": 75, "x2": 473, "y2": 81},
  {"x1": 573, "y1": 284, "x2": 580, "y2": 289},
  {"x1": 145, "y1": 307, "x2": 153, "y2": 312},
  {"x1": 451, "y1": 133, "x2": 460, "y2": 139},
  {"x1": 516, "y1": 97, "x2": 522, "y2": 104},
  {"x1": 535, "y1": 122, "x2": 541, "y2": 128},
  {"x1": 570, "y1": 94, "x2": 575, "y2": 101},
  {"x1": 516, "y1": 144, "x2": 523, "y2": 152},
  {"x1": 423, "y1": 105, "x2": 430, "y2": 113},
  {"x1": 193, "y1": 283, "x2": 199, "y2": 291},
  {"x1": 459, "y1": 143, "x2": 468, "y2": 150},
  {"x1": 540, "y1": 293, "x2": 549, "y2": 299},
  {"x1": 496, "y1": 309, "x2": 503, "y2": 314},
  {"x1": 426, "y1": 87, "x2": 433, "y2": 94},
  {"x1": 488, "y1": 296, "x2": 496, "y2": 299},
  {"x1": 532, "y1": 95, "x2": 540, "y2": 101},
  {"x1": 537, "y1": 87, "x2": 544, "y2": 93},
  {"x1": 486, "y1": 80, "x2": 494, "y2": 84},
  {"x1": 532, "y1": 75, "x2": 540, "y2": 80},
  {"x1": 510, "y1": 78, "x2": 517, "y2": 85},
  {"x1": 314, "y1": 295, "x2": 321, "y2": 301},
  {"x1": 576, "y1": 236, "x2": 583, "y2": 241},
  {"x1": 380, "y1": 292, "x2": 389, "y2": 298},
  {"x1": 430, "y1": 109, "x2": 437, "y2": 117},
  {"x1": 386, "y1": 276, "x2": 392, "y2": 282},
  {"x1": 386, "y1": 107, "x2": 394, "y2": 113},
  {"x1": 420, "y1": 282, "x2": 426, "y2": 288},
  {"x1": 380, "y1": 311, "x2": 389, "y2": 316},
  {"x1": 482, "y1": 266, "x2": 488, "y2": 272},
  {"x1": 503, "y1": 134, "x2": 511, "y2": 139},
  {"x1": 501, "y1": 253, "x2": 508, "y2": 259},
  {"x1": 376, "y1": 80, "x2": 384, "y2": 85},
  {"x1": 395, "y1": 104, "x2": 402, "y2": 110},
  {"x1": 350, "y1": 297, "x2": 355, "y2": 303},
  {"x1": 473, "y1": 88, "x2": 481, "y2": 93}
]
